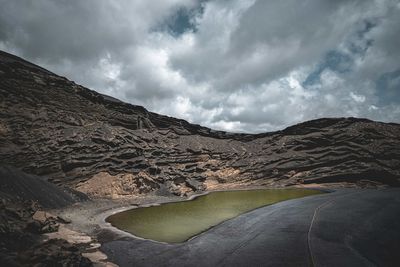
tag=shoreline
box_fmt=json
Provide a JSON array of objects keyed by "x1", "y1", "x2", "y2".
[
  {"x1": 47, "y1": 185, "x2": 353, "y2": 265},
  {"x1": 97, "y1": 188, "x2": 400, "y2": 267},
  {"x1": 51, "y1": 185, "x2": 328, "y2": 244}
]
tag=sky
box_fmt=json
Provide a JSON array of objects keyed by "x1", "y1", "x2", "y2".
[{"x1": 0, "y1": 0, "x2": 399, "y2": 133}]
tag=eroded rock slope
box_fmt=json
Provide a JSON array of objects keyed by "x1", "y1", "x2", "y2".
[{"x1": 1, "y1": 50, "x2": 399, "y2": 198}]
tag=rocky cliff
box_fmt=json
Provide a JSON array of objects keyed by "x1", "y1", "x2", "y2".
[{"x1": 1, "y1": 50, "x2": 399, "y2": 198}]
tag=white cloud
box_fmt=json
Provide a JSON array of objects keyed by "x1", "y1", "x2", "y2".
[
  {"x1": 350, "y1": 92, "x2": 366, "y2": 103},
  {"x1": 0, "y1": 0, "x2": 399, "y2": 133}
]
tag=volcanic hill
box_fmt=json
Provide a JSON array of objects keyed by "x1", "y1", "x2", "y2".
[{"x1": 1, "y1": 50, "x2": 400, "y2": 200}]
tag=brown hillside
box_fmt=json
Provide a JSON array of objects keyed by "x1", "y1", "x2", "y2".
[{"x1": 1, "y1": 50, "x2": 399, "y2": 198}]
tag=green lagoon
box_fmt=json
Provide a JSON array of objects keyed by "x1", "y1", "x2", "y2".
[{"x1": 106, "y1": 189, "x2": 322, "y2": 243}]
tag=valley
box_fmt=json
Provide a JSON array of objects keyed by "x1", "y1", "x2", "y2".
[{"x1": 1, "y1": 50, "x2": 400, "y2": 266}]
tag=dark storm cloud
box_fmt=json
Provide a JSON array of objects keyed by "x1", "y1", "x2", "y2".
[
  {"x1": 0, "y1": 1, "x2": 135, "y2": 62},
  {"x1": 0, "y1": 0, "x2": 399, "y2": 132},
  {"x1": 377, "y1": 70, "x2": 400, "y2": 104}
]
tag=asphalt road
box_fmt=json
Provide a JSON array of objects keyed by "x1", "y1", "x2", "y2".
[{"x1": 101, "y1": 188, "x2": 400, "y2": 267}]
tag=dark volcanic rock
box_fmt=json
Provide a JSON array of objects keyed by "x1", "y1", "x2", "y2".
[
  {"x1": 0, "y1": 165, "x2": 87, "y2": 208},
  {"x1": 0, "y1": 50, "x2": 400, "y2": 198},
  {"x1": 0, "y1": 198, "x2": 92, "y2": 267},
  {"x1": 18, "y1": 239, "x2": 92, "y2": 267}
]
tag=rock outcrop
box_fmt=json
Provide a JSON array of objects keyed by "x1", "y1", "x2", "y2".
[
  {"x1": 0, "y1": 198, "x2": 93, "y2": 267},
  {"x1": 0, "y1": 50, "x2": 400, "y2": 199},
  {"x1": 0, "y1": 165, "x2": 87, "y2": 208}
]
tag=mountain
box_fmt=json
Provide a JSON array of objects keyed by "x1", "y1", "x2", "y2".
[
  {"x1": 0, "y1": 50, "x2": 399, "y2": 199},
  {"x1": 0, "y1": 165, "x2": 87, "y2": 208}
]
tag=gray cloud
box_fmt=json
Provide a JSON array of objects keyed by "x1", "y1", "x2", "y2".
[{"x1": 0, "y1": 0, "x2": 399, "y2": 132}]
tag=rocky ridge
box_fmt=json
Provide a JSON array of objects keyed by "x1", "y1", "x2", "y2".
[
  {"x1": 0, "y1": 166, "x2": 117, "y2": 266},
  {"x1": 0, "y1": 197, "x2": 93, "y2": 267},
  {"x1": 0, "y1": 165, "x2": 87, "y2": 208},
  {"x1": 1, "y1": 50, "x2": 400, "y2": 199}
]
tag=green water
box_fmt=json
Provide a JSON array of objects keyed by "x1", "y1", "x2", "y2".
[{"x1": 106, "y1": 189, "x2": 322, "y2": 243}]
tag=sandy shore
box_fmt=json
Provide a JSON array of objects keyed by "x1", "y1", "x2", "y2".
[
  {"x1": 48, "y1": 185, "x2": 333, "y2": 266},
  {"x1": 98, "y1": 188, "x2": 400, "y2": 267},
  {"x1": 52, "y1": 194, "x2": 178, "y2": 239},
  {"x1": 47, "y1": 185, "x2": 279, "y2": 264},
  {"x1": 46, "y1": 193, "x2": 180, "y2": 266},
  {"x1": 53, "y1": 184, "x2": 281, "y2": 237}
]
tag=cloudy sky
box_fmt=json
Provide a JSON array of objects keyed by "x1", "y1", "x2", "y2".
[{"x1": 1, "y1": 0, "x2": 399, "y2": 132}]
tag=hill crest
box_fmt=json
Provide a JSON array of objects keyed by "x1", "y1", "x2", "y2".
[{"x1": 1, "y1": 50, "x2": 399, "y2": 198}]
